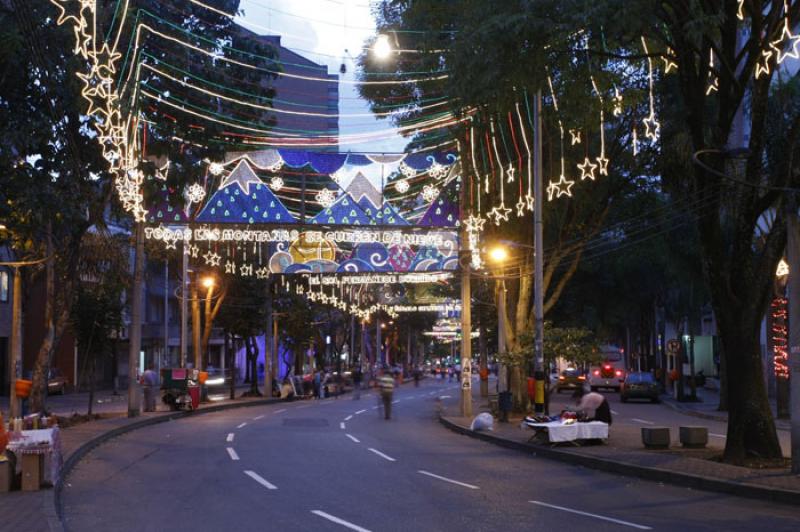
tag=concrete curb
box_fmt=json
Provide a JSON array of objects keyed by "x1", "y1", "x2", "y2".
[
  {"x1": 659, "y1": 396, "x2": 729, "y2": 423},
  {"x1": 54, "y1": 397, "x2": 283, "y2": 532},
  {"x1": 439, "y1": 415, "x2": 800, "y2": 507}
]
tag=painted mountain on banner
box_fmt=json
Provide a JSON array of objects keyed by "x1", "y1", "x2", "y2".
[
  {"x1": 311, "y1": 172, "x2": 408, "y2": 226},
  {"x1": 196, "y1": 160, "x2": 295, "y2": 224},
  {"x1": 419, "y1": 180, "x2": 459, "y2": 227}
]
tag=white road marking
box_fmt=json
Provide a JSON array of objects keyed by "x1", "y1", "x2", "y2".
[
  {"x1": 529, "y1": 501, "x2": 652, "y2": 530},
  {"x1": 226, "y1": 447, "x2": 240, "y2": 461},
  {"x1": 346, "y1": 434, "x2": 360, "y2": 443},
  {"x1": 226, "y1": 433, "x2": 234, "y2": 443},
  {"x1": 392, "y1": 400, "x2": 400, "y2": 404},
  {"x1": 372, "y1": 406, "x2": 379, "y2": 410},
  {"x1": 355, "y1": 409, "x2": 367, "y2": 415},
  {"x1": 237, "y1": 422, "x2": 247, "y2": 429},
  {"x1": 710, "y1": 433, "x2": 726, "y2": 438},
  {"x1": 611, "y1": 410, "x2": 619, "y2": 415},
  {"x1": 439, "y1": 395, "x2": 451, "y2": 399},
  {"x1": 345, "y1": 415, "x2": 353, "y2": 421},
  {"x1": 340, "y1": 422, "x2": 346, "y2": 430},
  {"x1": 275, "y1": 408, "x2": 287, "y2": 413},
  {"x1": 244, "y1": 470, "x2": 278, "y2": 490},
  {"x1": 254, "y1": 415, "x2": 265, "y2": 420},
  {"x1": 368, "y1": 448, "x2": 396, "y2": 462},
  {"x1": 631, "y1": 418, "x2": 654, "y2": 425},
  {"x1": 311, "y1": 510, "x2": 372, "y2": 532},
  {"x1": 418, "y1": 470, "x2": 479, "y2": 490}
]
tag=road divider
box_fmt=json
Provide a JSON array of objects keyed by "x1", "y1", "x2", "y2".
[
  {"x1": 254, "y1": 415, "x2": 265, "y2": 420},
  {"x1": 275, "y1": 408, "x2": 287, "y2": 413},
  {"x1": 529, "y1": 500, "x2": 651, "y2": 530}
]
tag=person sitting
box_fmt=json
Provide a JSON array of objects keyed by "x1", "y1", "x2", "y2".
[{"x1": 572, "y1": 387, "x2": 612, "y2": 425}]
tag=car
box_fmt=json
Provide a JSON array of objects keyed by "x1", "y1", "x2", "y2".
[
  {"x1": 620, "y1": 371, "x2": 660, "y2": 403},
  {"x1": 555, "y1": 368, "x2": 585, "y2": 393},
  {"x1": 47, "y1": 368, "x2": 67, "y2": 395}
]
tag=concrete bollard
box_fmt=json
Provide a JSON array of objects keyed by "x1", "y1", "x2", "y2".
[
  {"x1": 679, "y1": 426, "x2": 708, "y2": 448},
  {"x1": 641, "y1": 427, "x2": 671, "y2": 449}
]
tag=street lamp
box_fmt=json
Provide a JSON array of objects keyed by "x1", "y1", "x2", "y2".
[
  {"x1": 201, "y1": 276, "x2": 215, "y2": 289},
  {"x1": 373, "y1": 34, "x2": 393, "y2": 60},
  {"x1": 489, "y1": 245, "x2": 509, "y2": 264}
]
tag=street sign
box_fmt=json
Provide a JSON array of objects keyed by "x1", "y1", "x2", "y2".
[{"x1": 667, "y1": 339, "x2": 681, "y2": 354}]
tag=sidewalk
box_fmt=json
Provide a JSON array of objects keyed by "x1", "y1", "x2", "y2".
[
  {"x1": 0, "y1": 387, "x2": 287, "y2": 532},
  {"x1": 439, "y1": 384, "x2": 800, "y2": 506}
]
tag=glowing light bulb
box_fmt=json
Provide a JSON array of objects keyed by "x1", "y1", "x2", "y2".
[{"x1": 373, "y1": 35, "x2": 393, "y2": 60}]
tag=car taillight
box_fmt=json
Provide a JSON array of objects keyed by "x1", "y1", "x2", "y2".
[
  {"x1": 593, "y1": 370, "x2": 600, "y2": 376},
  {"x1": 604, "y1": 365, "x2": 611, "y2": 370},
  {"x1": 578, "y1": 376, "x2": 585, "y2": 380},
  {"x1": 559, "y1": 376, "x2": 565, "y2": 380},
  {"x1": 615, "y1": 370, "x2": 623, "y2": 377}
]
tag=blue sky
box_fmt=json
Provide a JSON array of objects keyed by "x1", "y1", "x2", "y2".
[{"x1": 237, "y1": 0, "x2": 407, "y2": 153}]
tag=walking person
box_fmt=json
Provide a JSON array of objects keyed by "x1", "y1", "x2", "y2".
[
  {"x1": 140, "y1": 365, "x2": 159, "y2": 412},
  {"x1": 379, "y1": 368, "x2": 395, "y2": 420},
  {"x1": 352, "y1": 366, "x2": 363, "y2": 400}
]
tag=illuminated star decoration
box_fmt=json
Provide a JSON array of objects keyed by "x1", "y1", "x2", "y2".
[
  {"x1": 643, "y1": 113, "x2": 661, "y2": 142},
  {"x1": 270, "y1": 176, "x2": 284, "y2": 191},
  {"x1": 164, "y1": 239, "x2": 177, "y2": 251},
  {"x1": 464, "y1": 214, "x2": 486, "y2": 233},
  {"x1": 770, "y1": 9, "x2": 800, "y2": 64},
  {"x1": 506, "y1": 163, "x2": 515, "y2": 183},
  {"x1": 240, "y1": 264, "x2": 253, "y2": 277},
  {"x1": 569, "y1": 129, "x2": 581, "y2": 145},
  {"x1": 525, "y1": 194, "x2": 535, "y2": 211},
  {"x1": 395, "y1": 179, "x2": 410, "y2": 193},
  {"x1": 189, "y1": 245, "x2": 200, "y2": 259},
  {"x1": 256, "y1": 267, "x2": 270, "y2": 280},
  {"x1": 186, "y1": 183, "x2": 206, "y2": 204},
  {"x1": 577, "y1": 157, "x2": 598, "y2": 181},
  {"x1": 225, "y1": 261, "x2": 236, "y2": 274},
  {"x1": 515, "y1": 196, "x2": 526, "y2": 217},
  {"x1": 662, "y1": 48, "x2": 678, "y2": 74},
  {"x1": 612, "y1": 87, "x2": 623, "y2": 116},
  {"x1": 208, "y1": 162, "x2": 225, "y2": 176},
  {"x1": 546, "y1": 175, "x2": 575, "y2": 201},
  {"x1": 422, "y1": 184, "x2": 440, "y2": 203},
  {"x1": 706, "y1": 49, "x2": 719, "y2": 95},
  {"x1": 203, "y1": 251, "x2": 222, "y2": 267},
  {"x1": 488, "y1": 204, "x2": 512, "y2": 225},
  {"x1": 641, "y1": 37, "x2": 661, "y2": 143},
  {"x1": 315, "y1": 188, "x2": 336, "y2": 208},
  {"x1": 755, "y1": 49, "x2": 773, "y2": 79},
  {"x1": 596, "y1": 156, "x2": 609, "y2": 176}
]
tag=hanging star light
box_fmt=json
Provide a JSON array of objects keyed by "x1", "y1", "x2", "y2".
[
  {"x1": 641, "y1": 38, "x2": 661, "y2": 142},
  {"x1": 203, "y1": 251, "x2": 222, "y2": 267},
  {"x1": 515, "y1": 197, "x2": 526, "y2": 217},
  {"x1": 315, "y1": 188, "x2": 336, "y2": 208},
  {"x1": 164, "y1": 239, "x2": 177, "y2": 251},
  {"x1": 525, "y1": 194, "x2": 535, "y2": 211},
  {"x1": 643, "y1": 113, "x2": 660, "y2": 142},
  {"x1": 255, "y1": 267, "x2": 270, "y2": 279},
  {"x1": 771, "y1": 1, "x2": 800, "y2": 64},
  {"x1": 186, "y1": 183, "x2": 206, "y2": 204},
  {"x1": 589, "y1": 76, "x2": 610, "y2": 176},
  {"x1": 612, "y1": 87, "x2": 623, "y2": 116},
  {"x1": 225, "y1": 261, "x2": 236, "y2": 274},
  {"x1": 240, "y1": 264, "x2": 253, "y2": 277},
  {"x1": 488, "y1": 204, "x2": 512, "y2": 225},
  {"x1": 208, "y1": 162, "x2": 225, "y2": 176},
  {"x1": 270, "y1": 176, "x2": 284, "y2": 191},
  {"x1": 506, "y1": 163, "x2": 516, "y2": 183},
  {"x1": 569, "y1": 129, "x2": 581, "y2": 145},
  {"x1": 422, "y1": 184, "x2": 440, "y2": 202},
  {"x1": 546, "y1": 175, "x2": 575, "y2": 201},
  {"x1": 706, "y1": 49, "x2": 719, "y2": 95},
  {"x1": 577, "y1": 157, "x2": 598, "y2": 181},
  {"x1": 756, "y1": 49, "x2": 774, "y2": 79},
  {"x1": 189, "y1": 245, "x2": 200, "y2": 258},
  {"x1": 395, "y1": 179, "x2": 410, "y2": 193},
  {"x1": 464, "y1": 214, "x2": 486, "y2": 233}
]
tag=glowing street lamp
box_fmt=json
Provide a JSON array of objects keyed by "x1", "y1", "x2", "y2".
[
  {"x1": 373, "y1": 34, "x2": 393, "y2": 60},
  {"x1": 489, "y1": 245, "x2": 509, "y2": 263},
  {"x1": 201, "y1": 276, "x2": 215, "y2": 289}
]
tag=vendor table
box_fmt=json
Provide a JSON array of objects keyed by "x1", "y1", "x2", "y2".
[
  {"x1": 524, "y1": 420, "x2": 608, "y2": 444},
  {"x1": 6, "y1": 427, "x2": 62, "y2": 490}
]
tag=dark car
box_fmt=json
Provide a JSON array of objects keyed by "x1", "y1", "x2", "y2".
[
  {"x1": 47, "y1": 368, "x2": 67, "y2": 395},
  {"x1": 555, "y1": 368, "x2": 585, "y2": 393},
  {"x1": 620, "y1": 372, "x2": 659, "y2": 403}
]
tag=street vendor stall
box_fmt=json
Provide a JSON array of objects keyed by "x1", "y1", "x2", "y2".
[
  {"x1": 523, "y1": 418, "x2": 608, "y2": 444},
  {"x1": 5, "y1": 427, "x2": 63, "y2": 491}
]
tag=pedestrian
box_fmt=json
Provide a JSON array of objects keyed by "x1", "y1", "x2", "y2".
[
  {"x1": 141, "y1": 365, "x2": 159, "y2": 412},
  {"x1": 352, "y1": 366, "x2": 363, "y2": 400},
  {"x1": 313, "y1": 370, "x2": 322, "y2": 399},
  {"x1": 572, "y1": 387, "x2": 612, "y2": 425},
  {"x1": 379, "y1": 369, "x2": 394, "y2": 420},
  {"x1": 413, "y1": 366, "x2": 421, "y2": 387},
  {"x1": 455, "y1": 362, "x2": 462, "y2": 383}
]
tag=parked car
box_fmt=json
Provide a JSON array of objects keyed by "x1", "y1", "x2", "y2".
[
  {"x1": 620, "y1": 372, "x2": 659, "y2": 403},
  {"x1": 47, "y1": 368, "x2": 67, "y2": 395},
  {"x1": 555, "y1": 368, "x2": 585, "y2": 393}
]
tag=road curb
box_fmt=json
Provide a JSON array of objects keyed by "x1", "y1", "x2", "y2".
[
  {"x1": 438, "y1": 415, "x2": 800, "y2": 507},
  {"x1": 54, "y1": 397, "x2": 282, "y2": 531},
  {"x1": 658, "y1": 396, "x2": 729, "y2": 423}
]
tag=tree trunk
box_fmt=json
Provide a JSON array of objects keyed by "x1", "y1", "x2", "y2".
[
  {"x1": 225, "y1": 330, "x2": 234, "y2": 400},
  {"x1": 88, "y1": 352, "x2": 96, "y2": 417},
  {"x1": 720, "y1": 322, "x2": 782, "y2": 464},
  {"x1": 248, "y1": 336, "x2": 261, "y2": 396},
  {"x1": 30, "y1": 229, "x2": 56, "y2": 413}
]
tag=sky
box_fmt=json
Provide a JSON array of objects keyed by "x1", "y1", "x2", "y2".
[{"x1": 236, "y1": 0, "x2": 407, "y2": 153}]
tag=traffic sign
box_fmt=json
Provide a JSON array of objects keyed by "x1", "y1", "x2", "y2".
[{"x1": 667, "y1": 339, "x2": 681, "y2": 354}]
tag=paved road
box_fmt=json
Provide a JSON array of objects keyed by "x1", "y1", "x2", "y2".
[{"x1": 61, "y1": 380, "x2": 800, "y2": 532}]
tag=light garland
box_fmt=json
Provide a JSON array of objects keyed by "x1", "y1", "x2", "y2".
[
  {"x1": 771, "y1": 297, "x2": 790, "y2": 379},
  {"x1": 422, "y1": 184, "x2": 440, "y2": 202},
  {"x1": 612, "y1": 87, "x2": 623, "y2": 117},
  {"x1": 315, "y1": 188, "x2": 336, "y2": 208},
  {"x1": 706, "y1": 49, "x2": 719, "y2": 95},
  {"x1": 186, "y1": 183, "x2": 206, "y2": 204},
  {"x1": 269, "y1": 176, "x2": 284, "y2": 191},
  {"x1": 641, "y1": 37, "x2": 661, "y2": 142},
  {"x1": 395, "y1": 179, "x2": 410, "y2": 193},
  {"x1": 570, "y1": 129, "x2": 581, "y2": 145},
  {"x1": 546, "y1": 75, "x2": 575, "y2": 201}
]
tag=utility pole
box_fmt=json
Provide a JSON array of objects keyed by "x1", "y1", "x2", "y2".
[
  {"x1": 180, "y1": 242, "x2": 188, "y2": 368},
  {"x1": 460, "y1": 167, "x2": 473, "y2": 417},
  {"x1": 265, "y1": 277, "x2": 273, "y2": 397},
  {"x1": 127, "y1": 222, "x2": 144, "y2": 418},
  {"x1": 8, "y1": 266, "x2": 22, "y2": 419},
  {"x1": 532, "y1": 89, "x2": 545, "y2": 414},
  {"x1": 162, "y1": 260, "x2": 168, "y2": 381},
  {"x1": 786, "y1": 198, "x2": 800, "y2": 474},
  {"x1": 376, "y1": 319, "x2": 382, "y2": 367}
]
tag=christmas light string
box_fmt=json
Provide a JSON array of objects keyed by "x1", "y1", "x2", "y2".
[
  {"x1": 771, "y1": 297, "x2": 790, "y2": 379},
  {"x1": 640, "y1": 37, "x2": 660, "y2": 142},
  {"x1": 545, "y1": 74, "x2": 575, "y2": 201}
]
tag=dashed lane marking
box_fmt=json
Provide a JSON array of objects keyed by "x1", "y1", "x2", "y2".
[
  {"x1": 226, "y1": 447, "x2": 240, "y2": 461},
  {"x1": 226, "y1": 433, "x2": 234, "y2": 443},
  {"x1": 611, "y1": 410, "x2": 619, "y2": 415},
  {"x1": 346, "y1": 434, "x2": 360, "y2": 443},
  {"x1": 355, "y1": 409, "x2": 367, "y2": 415},
  {"x1": 418, "y1": 470, "x2": 479, "y2": 490},
  {"x1": 529, "y1": 500, "x2": 652, "y2": 530},
  {"x1": 254, "y1": 415, "x2": 265, "y2": 420},
  {"x1": 392, "y1": 400, "x2": 400, "y2": 404},
  {"x1": 311, "y1": 510, "x2": 372, "y2": 532},
  {"x1": 368, "y1": 448, "x2": 396, "y2": 462},
  {"x1": 244, "y1": 470, "x2": 278, "y2": 490},
  {"x1": 709, "y1": 433, "x2": 726, "y2": 438},
  {"x1": 236, "y1": 422, "x2": 247, "y2": 429},
  {"x1": 631, "y1": 418, "x2": 654, "y2": 425},
  {"x1": 340, "y1": 422, "x2": 346, "y2": 430},
  {"x1": 275, "y1": 408, "x2": 287, "y2": 413},
  {"x1": 345, "y1": 415, "x2": 353, "y2": 421}
]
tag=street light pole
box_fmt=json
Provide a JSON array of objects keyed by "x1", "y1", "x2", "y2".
[
  {"x1": 533, "y1": 89, "x2": 545, "y2": 414},
  {"x1": 180, "y1": 243, "x2": 188, "y2": 368},
  {"x1": 127, "y1": 222, "x2": 145, "y2": 418},
  {"x1": 9, "y1": 266, "x2": 22, "y2": 419}
]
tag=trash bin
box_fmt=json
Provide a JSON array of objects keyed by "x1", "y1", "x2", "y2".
[
  {"x1": 498, "y1": 391, "x2": 512, "y2": 422},
  {"x1": 188, "y1": 385, "x2": 200, "y2": 410}
]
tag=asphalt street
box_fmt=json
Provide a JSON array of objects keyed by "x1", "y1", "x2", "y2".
[{"x1": 61, "y1": 380, "x2": 800, "y2": 532}]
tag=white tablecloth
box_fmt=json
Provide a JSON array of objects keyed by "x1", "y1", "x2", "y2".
[
  {"x1": 525, "y1": 421, "x2": 608, "y2": 442},
  {"x1": 6, "y1": 427, "x2": 62, "y2": 484}
]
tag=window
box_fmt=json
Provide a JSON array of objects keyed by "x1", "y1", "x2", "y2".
[{"x1": 0, "y1": 270, "x2": 8, "y2": 302}]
